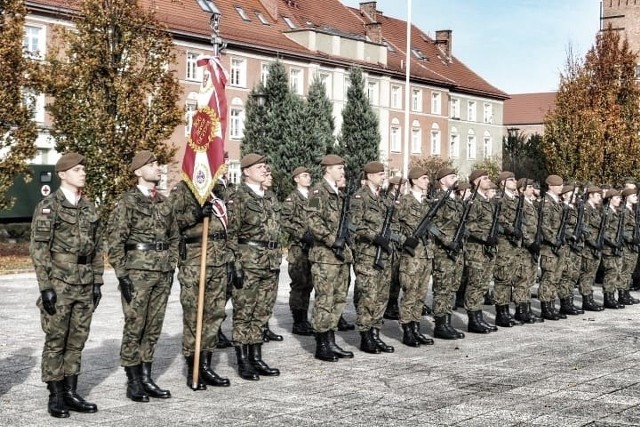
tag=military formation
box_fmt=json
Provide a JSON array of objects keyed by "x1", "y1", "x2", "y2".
[{"x1": 31, "y1": 151, "x2": 640, "y2": 418}]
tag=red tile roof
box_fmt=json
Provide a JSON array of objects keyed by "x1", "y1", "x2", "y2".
[{"x1": 504, "y1": 92, "x2": 557, "y2": 125}]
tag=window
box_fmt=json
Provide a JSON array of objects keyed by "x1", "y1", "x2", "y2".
[
  {"x1": 283, "y1": 16, "x2": 296, "y2": 29},
  {"x1": 230, "y1": 58, "x2": 246, "y2": 87},
  {"x1": 636, "y1": 64, "x2": 640, "y2": 80},
  {"x1": 255, "y1": 11, "x2": 270, "y2": 25},
  {"x1": 367, "y1": 80, "x2": 379, "y2": 105},
  {"x1": 184, "y1": 101, "x2": 197, "y2": 137},
  {"x1": 186, "y1": 52, "x2": 201, "y2": 81},
  {"x1": 467, "y1": 131, "x2": 476, "y2": 160},
  {"x1": 483, "y1": 132, "x2": 492, "y2": 158},
  {"x1": 391, "y1": 85, "x2": 401, "y2": 109},
  {"x1": 468, "y1": 101, "x2": 476, "y2": 122},
  {"x1": 260, "y1": 63, "x2": 270, "y2": 86},
  {"x1": 23, "y1": 90, "x2": 45, "y2": 123},
  {"x1": 411, "y1": 120, "x2": 421, "y2": 154},
  {"x1": 450, "y1": 98, "x2": 460, "y2": 119},
  {"x1": 228, "y1": 161, "x2": 241, "y2": 185},
  {"x1": 290, "y1": 68, "x2": 303, "y2": 94},
  {"x1": 196, "y1": 0, "x2": 220, "y2": 14},
  {"x1": 483, "y1": 103, "x2": 493, "y2": 124},
  {"x1": 431, "y1": 92, "x2": 441, "y2": 115},
  {"x1": 450, "y1": 127, "x2": 459, "y2": 158},
  {"x1": 235, "y1": 6, "x2": 250, "y2": 21},
  {"x1": 230, "y1": 108, "x2": 244, "y2": 139},
  {"x1": 318, "y1": 72, "x2": 332, "y2": 96},
  {"x1": 412, "y1": 89, "x2": 422, "y2": 112},
  {"x1": 23, "y1": 25, "x2": 44, "y2": 59},
  {"x1": 411, "y1": 47, "x2": 426, "y2": 60},
  {"x1": 390, "y1": 119, "x2": 401, "y2": 152},
  {"x1": 431, "y1": 123, "x2": 441, "y2": 156},
  {"x1": 344, "y1": 75, "x2": 351, "y2": 94}
]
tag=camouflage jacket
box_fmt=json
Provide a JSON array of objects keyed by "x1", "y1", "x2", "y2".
[
  {"x1": 522, "y1": 198, "x2": 538, "y2": 249},
  {"x1": 540, "y1": 193, "x2": 563, "y2": 256},
  {"x1": 623, "y1": 204, "x2": 637, "y2": 250},
  {"x1": 282, "y1": 188, "x2": 311, "y2": 263},
  {"x1": 397, "y1": 191, "x2": 434, "y2": 259},
  {"x1": 107, "y1": 187, "x2": 179, "y2": 277},
  {"x1": 582, "y1": 202, "x2": 602, "y2": 254},
  {"x1": 30, "y1": 189, "x2": 104, "y2": 290},
  {"x1": 307, "y1": 179, "x2": 353, "y2": 265},
  {"x1": 431, "y1": 189, "x2": 463, "y2": 249},
  {"x1": 495, "y1": 191, "x2": 520, "y2": 265},
  {"x1": 466, "y1": 192, "x2": 494, "y2": 257},
  {"x1": 602, "y1": 205, "x2": 620, "y2": 256},
  {"x1": 170, "y1": 181, "x2": 232, "y2": 268},
  {"x1": 350, "y1": 185, "x2": 397, "y2": 261},
  {"x1": 227, "y1": 183, "x2": 281, "y2": 271}
]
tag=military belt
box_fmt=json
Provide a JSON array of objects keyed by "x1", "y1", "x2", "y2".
[
  {"x1": 125, "y1": 242, "x2": 169, "y2": 251},
  {"x1": 237, "y1": 238, "x2": 279, "y2": 249},
  {"x1": 184, "y1": 232, "x2": 227, "y2": 244},
  {"x1": 52, "y1": 252, "x2": 93, "y2": 265}
]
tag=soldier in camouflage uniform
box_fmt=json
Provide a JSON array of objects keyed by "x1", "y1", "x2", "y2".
[
  {"x1": 169, "y1": 180, "x2": 232, "y2": 390},
  {"x1": 454, "y1": 182, "x2": 472, "y2": 310},
  {"x1": 537, "y1": 175, "x2": 567, "y2": 320},
  {"x1": 226, "y1": 154, "x2": 281, "y2": 380},
  {"x1": 383, "y1": 176, "x2": 405, "y2": 321},
  {"x1": 618, "y1": 188, "x2": 640, "y2": 305},
  {"x1": 577, "y1": 186, "x2": 605, "y2": 311},
  {"x1": 30, "y1": 153, "x2": 102, "y2": 418},
  {"x1": 107, "y1": 150, "x2": 178, "y2": 402},
  {"x1": 601, "y1": 189, "x2": 625, "y2": 309},
  {"x1": 430, "y1": 167, "x2": 466, "y2": 340},
  {"x1": 307, "y1": 154, "x2": 355, "y2": 362},
  {"x1": 216, "y1": 152, "x2": 234, "y2": 349},
  {"x1": 397, "y1": 167, "x2": 435, "y2": 347},
  {"x1": 281, "y1": 166, "x2": 315, "y2": 336},
  {"x1": 463, "y1": 170, "x2": 499, "y2": 334},
  {"x1": 350, "y1": 161, "x2": 397, "y2": 354}
]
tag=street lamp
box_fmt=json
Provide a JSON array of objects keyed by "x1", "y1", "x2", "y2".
[{"x1": 250, "y1": 91, "x2": 267, "y2": 108}]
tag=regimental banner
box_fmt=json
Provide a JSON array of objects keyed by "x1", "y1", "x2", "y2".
[{"x1": 181, "y1": 55, "x2": 228, "y2": 206}]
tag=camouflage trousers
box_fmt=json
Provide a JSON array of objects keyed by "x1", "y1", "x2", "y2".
[
  {"x1": 464, "y1": 244, "x2": 494, "y2": 312},
  {"x1": 620, "y1": 248, "x2": 639, "y2": 291},
  {"x1": 432, "y1": 247, "x2": 464, "y2": 317},
  {"x1": 578, "y1": 253, "x2": 600, "y2": 296},
  {"x1": 494, "y1": 247, "x2": 534, "y2": 305},
  {"x1": 538, "y1": 249, "x2": 564, "y2": 302},
  {"x1": 310, "y1": 262, "x2": 350, "y2": 333},
  {"x1": 354, "y1": 256, "x2": 391, "y2": 332},
  {"x1": 388, "y1": 249, "x2": 401, "y2": 302},
  {"x1": 288, "y1": 249, "x2": 313, "y2": 312},
  {"x1": 558, "y1": 249, "x2": 581, "y2": 299},
  {"x1": 232, "y1": 267, "x2": 278, "y2": 345},
  {"x1": 601, "y1": 255, "x2": 622, "y2": 293},
  {"x1": 178, "y1": 264, "x2": 226, "y2": 357},
  {"x1": 120, "y1": 269, "x2": 171, "y2": 366},
  {"x1": 399, "y1": 254, "x2": 432, "y2": 323},
  {"x1": 38, "y1": 278, "x2": 94, "y2": 382}
]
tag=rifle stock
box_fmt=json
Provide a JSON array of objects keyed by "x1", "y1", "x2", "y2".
[
  {"x1": 333, "y1": 177, "x2": 357, "y2": 262},
  {"x1": 446, "y1": 185, "x2": 478, "y2": 261},
  {"x1": 374, "y1": 179, "x2": 402, "y2": 270}
]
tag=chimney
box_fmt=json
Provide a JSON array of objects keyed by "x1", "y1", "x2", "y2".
[
  {"x1": 365, "y1": 22, "x2": 382, "y2": 44},
  {"x1": 435, "y1": 30, "x2": 452, "y2": 61},
  {"x1": 259, "y1": 0, "x2": 278, "y2": 20},
  {"x1": 360, "y1": 1, "x2": 378, "y2": 23}
]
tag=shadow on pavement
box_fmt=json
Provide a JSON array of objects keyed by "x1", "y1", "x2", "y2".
[{"x1": 0, "y1": 346, "x2": 37, "y2": 397}]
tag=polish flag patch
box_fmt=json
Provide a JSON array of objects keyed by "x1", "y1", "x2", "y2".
[{"x1": 41, "y1": 208, "x2": 51, "y2": 215}]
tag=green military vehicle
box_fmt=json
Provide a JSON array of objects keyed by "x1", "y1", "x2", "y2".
[{"x1": 0, "y1": 165, "x2": 59, "y2": 223}]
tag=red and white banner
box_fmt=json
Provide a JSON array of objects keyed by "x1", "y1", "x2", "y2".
[{"x1": 181, "y1": 55, "x2": 228, "y2": 206}]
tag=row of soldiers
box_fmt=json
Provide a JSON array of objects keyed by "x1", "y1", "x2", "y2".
[{"x1": 30, "y1": 149, "x2": 640, "y2": 419}]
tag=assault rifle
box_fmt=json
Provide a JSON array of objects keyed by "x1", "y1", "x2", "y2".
[
  {"x1": 509, "y1": 190, "x2": 525, "y2": 245},
  {"x1": 613, "y1": 194, "x2": 627, "y2": 257},
  {"x1": 634, "y1": 198, "x2": 640, "y2": 252},
  {"x1": 333, "y1": 176, "x2": 357, "y2": 262},
  {"x1": 531, "y1": 192, "x2": 546, "y2": 262},
  {"x1": 593, "y1": 197, "x2": 610, "y2": 257},
  {"x1": 485, "y1": 180, "x2": 506, "y2": 257},
  {"x1": 570, "y1": 187, "x2": 585, "y2": 251},
  {"x1": 403, "y1": 188, "x2": 453, "y2": 257},
  {"x1": 554, "y1": 185, "x2": 576, "y2": 255},
  {"x1": 446, "y1": 184, "x2": 479, "y2": 261},
  {"x1": 374, "y1": 177, "x2": 402, "y2": 270}
]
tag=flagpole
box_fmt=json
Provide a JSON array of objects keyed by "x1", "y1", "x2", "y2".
[
  {"x1": 402, "y1": 0, "x2": 412, "y2": 177},
  {"x1": 192, "y1": 8, "x2": 224, "y2": 391}
]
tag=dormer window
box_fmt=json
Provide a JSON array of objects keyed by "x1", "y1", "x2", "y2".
[
  {"x1": 196, "y1": 0, "x2": 220, "y2": 14},
  {"x1": 411, "y1": 47, "x2": 427, "y2": 61},
  {"x1": 255, "y1": 11, "x2": 270, "y2": 25},
  {"x1": 235, "y1": 6, "x2": 250, "y2": 21},
  {"x1": 283, "y1": 16, "x2": 296, "y2": 29}
]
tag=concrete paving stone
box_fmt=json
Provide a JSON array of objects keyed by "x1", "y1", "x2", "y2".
[{"x1": 526, "y1": 413, "x2": 595, "y2": 426}]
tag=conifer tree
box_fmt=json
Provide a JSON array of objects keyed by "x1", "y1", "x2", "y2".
[
  {"x1": 0, "y1": 0, "x2": 38, "y2": 210},
  {"x1": 303, "y1": 75, "x2": 336, "y2": 181},
  {"x1": 42, "y1": 0, "x2": 182, "y2": 215}
]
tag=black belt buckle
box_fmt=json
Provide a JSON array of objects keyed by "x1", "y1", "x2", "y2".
[
  {"x1": 77, "y1": 255, "x2": 90, "y2": 265},
  {"x1": 267, "y1": 241, "x2": 278, "y2": 249},
  {"x1": 155, "y1": 242, "x2": 165, "y2": 251}
]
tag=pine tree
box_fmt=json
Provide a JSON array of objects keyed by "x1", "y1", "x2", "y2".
[
  {"x1": 337, "y1": 67, "x2": 381, "y2": 179},
  {"x1": 0, "y1": 0, "x2": 38, "y2": 210},
  {"x1": 42, "y1": 0, "x2": 182, "y2": 216},
  {"x1": 303, "y1": 75, "x2": 335, "y2": 181},
  {"x1": 543, "y1": 25, "x2": 640, "y2": 184}
]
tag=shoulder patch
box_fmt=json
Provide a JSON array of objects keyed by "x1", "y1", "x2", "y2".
[
  {"x1": 313, "y1": 189, "x2": 319, "y2": 194},
  {"x1": 309, "y1": 198, "x2": 320, "y2": 208},
  {"x1": 41, "y1": 208, "x2": 51, "y2": 216},
  {"x1": 354, "y1": 194, "x2": 361, "y2": 199}
]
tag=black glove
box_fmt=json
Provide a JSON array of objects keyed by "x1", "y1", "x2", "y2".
[
  {"x1": 194, "y1": 202, "x2": 214, "y2": 222},
  {"x1": 528, "y1": 242, "x2": 540, "y2": 254},
  {"x1": 118, "y1": 276, "x2": 134, "y2": 305},
  {"x1": 41, "y1": 289, "x2": 57, "y2": 316},
  {"x1": 301, "y1": 231, "x2": 315, "y2": 246},
  {"x1": 512, "y1": 228, "x2": 523, "y2": 240},
  {"x1": 486, "y1": 236, "x2": 498, "y2": 247},
  {"x1": 332, "y1": 237, "x2": 346, "y2": 250},
  {"x1": 373, "y1": 235, "x2": 391, "y2": 254},
  {"x1": 403, "y1": 236, "x2": 419, "y2": 257},
  {"x1": 233, "y1": 267, "x2": 244, "y2": 290},
  {"x1": 93, "y1": 284, "x2": 102, "y2": 308},
  {"x1": 446, "y1": 240, "x2": 460, "y2": 254},
  {"x1": 167, "y1": 270, "x2": 175, "y2": 288}
]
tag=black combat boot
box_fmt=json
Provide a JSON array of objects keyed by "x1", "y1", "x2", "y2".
[
  {"x1": 200, "y1": 351, "x2": 230, "y2": 387},
  {"x1": 262, "y1": 322, "x2": 283, "y2": 342},
  {"x1": 140, "y1": 362, "x2": 170, "y2": 398},
  {"x1": 327, "y1": 330, "x2": 354, "y2": 358},
  {"x1": 234, "y1": 345, "x2": 259, "y2": 381},
  {"x1": 582, "y1": 293, "x2": 604, "y2": 311},
  {"x1": 422, "y1": 303, "x2": 432, "y2": 316},
  {"x1": 291, "y1": 309, "x2": 314, "y2": 336},
  {"x1": 447, "y1": 314, "x2": 466, "y2": 338},
  {"x1": 185, "y1": 355, "x2": 207, "y2": 390},
  {"x1": 559, "y1": 297, "x2": 584, "y2": 315},
  {"x1": 124, "y1": 365, "x2": 150, "y2": 402},
  {"x1": 411, "y1": 321, "x2": 434, "y2": 345},
  {"x1": 402, "y1": 323, "x2": 420, "y2": 347},
  {"x1": 248, "y1": 343, "x2": 280, "y2": 376},
  {"x1": 514, "y1": 303, "x2": 534, "y2": 324},
  {"x1": 620, "y1": 289, "x2": 640, "y2": 305},
  {"x1": 527, "y1": 302, "x2": 544, "y2": 323},
  {"x1": 360, "y1": 330, "x2": 381, "y2": 354},
  {"x1": 483, "y1": 290, "x2": 494, "y2": 305},
  {"x1": 467, "y1": 311, "x2": 491, "y2": 333},
  {"x1": 604, "y1": 292, "x2": 624, "y2": 309},
  {"x1": 371, "y1": 328, "x2": 394, "y2": 353},
  {"x1": 383, "y1": 297, "x2": 400, "y2": 320},
  {"x1": 338, "y1": 315, "x2": 355, "y2": 331},
  {"x1": 216, "y1": 329, "x2": 233, "y2": 349},
  {"x1": 433, "y1": 316, "x2": 459, "y2": 340},
  {"x1": 495, "y1": 305, "x2": 518, "y2": 327},
  {"x1": 540, "y1": 301, "x2": 560, "y2": 320},
  {"x1": 47, "y1": 380, "x2": 70, "y2": 418},
  {"x1": 315, "y1": 332, "x2": 338, "y2": 362},
  {"x1": 476, "y1": 310, "x2": 498, "y2": 332},
  {"x1": 62, "y1": 375, "x2": 97, "y2": 413}
]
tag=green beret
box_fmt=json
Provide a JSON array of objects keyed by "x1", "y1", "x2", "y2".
[
  {"x1": 408, "y1": 167, "x2": 427, "y2": 180},
  {"x1": 320, "y1": 154, "x2": 344, "y2": 166},
  {"x1": 240, "y1": 153, "x2": 266, "y2": 169},
  {"x1": 291, "y1": 166, "x2": 309, "y2": 178},
  {"x1": 364, "y1": 161, "x2": 384, "y2": 174},
  {"x1": 468, "y1": 169, "x2": 488, "y2": 183},
  {"x1": 545, "y1": 174, "x2": 563, "y2": 186},
  {"x1": 130, "y1": 150, "x2": 157, "y2": 172},
  {"x1": 55, "y1": 152, "x2": 85, "y2": 172},
  {"x1": 621, "y1": 188, "x2": 637, "y2": 198},
  {"x1": 497, "y1": 171, "x2": 515, "y2": 183},
  {"x1": 436, "y1": 167, "x2": 456, "y2": 181}
]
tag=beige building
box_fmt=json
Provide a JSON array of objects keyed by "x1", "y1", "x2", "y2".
[{"x1": 24, "y1": 0, "x2": 507, "y2": 187}]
